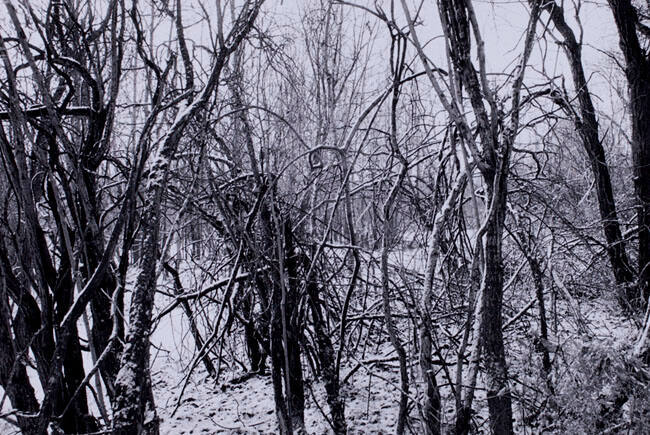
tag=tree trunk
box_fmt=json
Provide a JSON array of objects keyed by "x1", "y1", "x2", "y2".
[
  {"x1": 88, "y1": 245, "x2": 122, "y2": 397},
  {"x1": 479, "y1": 182, "x2": 514, "y2": 435},
  {"x1": 112, "y1": 204, "x2": 161, "y2": 434},
  {"x1": 0, "y1": 282, "x2": 39, "y2": 435},
  {"x1": 420, "y1": 174, "x2": 466, "y2": 435},
  {"x1": 112, "y1": 4, "x2": 264, "y2": 430},
  {"x1": 261, "y1": 203, "x2": 305, "y2": 433},
  {"x1": 607, "y1": 0, "x2": 650, "y2": 307},
  {"x1": 419, "y1": 327, "x2": 442, "y2": 435},
  {"x1": 544, "y1": 0, "x2": 634, "y2": 305},
  {"x1": 268, "y1": 248, "x2": 292, "y2": 434},
  {"x1": 238, "y1": 286, "x2": 267, "y2": 373},
  {"x1": 300, "y1": 251, "x2": 347, "y2": 434},
  {"x1": 280, "y1": 237, "x2": 305, "y2": 431},
  {"x1": 528, "y1": 251, "x2": 553, "y2": 387},
  {"x1": 51, "y1": 231, "x2": 97, "y2": 433},
  {"x1": 381, "y1": 189, "x2": 410, "y2": 435},
  {"x1": 270, "y1": 300, "x2": 292, "y2": 434}
]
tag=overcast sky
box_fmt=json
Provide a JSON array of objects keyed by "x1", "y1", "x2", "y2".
[{"x1": 0, "y1": 0, "x2": 630, "y2": 135}]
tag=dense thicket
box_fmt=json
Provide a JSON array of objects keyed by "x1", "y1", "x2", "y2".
[{"x1": 0, "y1": 0, "x2": 649, "y2": 433}]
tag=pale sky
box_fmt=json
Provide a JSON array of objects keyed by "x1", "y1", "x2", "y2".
[{"x1": 0, "y1": 0, "x2": 630, "y2": 142}]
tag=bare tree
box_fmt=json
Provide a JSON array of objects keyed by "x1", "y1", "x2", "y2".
[
  {"x1": 607, "y1": 0, "x2": 650, "y2": 310},
  {"x1": 1, "y1": 0, "x2": 128, "y2": 431},
  {"x1": 111, "y1": 1, "x2": 265, "y2": 433},
  {"x1": 2, "y1": 0, "x2": 649, "y2": 433},
  {"x1": 401, "y1": 0, "x2": 542, "y2": 432},
  {"x1": 540, "y1": 0, "x2": 635, "y2": 307}
]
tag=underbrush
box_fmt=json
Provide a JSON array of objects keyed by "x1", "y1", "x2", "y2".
[{"x1": 546, "y1": 339, "x2": 650, "y2": 433}]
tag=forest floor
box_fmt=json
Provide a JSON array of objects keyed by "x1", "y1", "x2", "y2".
[
  {"x1": 0, "y1": 278, "x2": 638, "y2": 434},
  {"x1": 154, "y1": 357, "x2": 402, "y2": 434},
  {"x1": 153, "y1": 294, "x2": 638, "y2": 434}
]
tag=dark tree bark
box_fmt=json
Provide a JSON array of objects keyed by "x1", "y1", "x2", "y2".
[
  {"x1": 419, "y1": 327, "x2": 442, "y2": 435},
  {"x1": 543, "y1": 0, "x2": 635, "y2": 305},
  {"x1": 480, "y1": 171, "x2": 515, "y2": 435},
  {"x1": 112, "y1": 3, "x2": 264, "y2": 432},
  {"x1": 414, "y1": 0, "x2": 541, "y2": 431},
  {"x1": 282, "y1": 229, "x2": 306, "y2": 433},
  {"x1": 607, "y1": 0, "x2": 650, "y2": 306},
  {"x1": 237, "y1": 285, "x2": 267, "y2": 373},
  {"x1": 296, "y1": 234, "x2": 347, "y2": 434},
  {"x1": 83, "y1": 199, "x2": 123, "y2": 398},
  {"x1": 269, "y1": 295, "x2": 292, "y2": 435},
  {"x1": 112, "y1": 201, "x2": 162, "y2": 434},
  {"x1": 420, "y1": 174, "x2": 467, "y2": 435},
  {"x1": 435, "y1": 0, "x2": 518, "y2": 430},
  {"x1": 379, "y1": 30, "x2": 411, "y2": 435},
  {"x1": 380, "y1": 206, "x2": 410, "y2": 435},
  {"x1": 0, "y1": 279, "x2": 39, "y2": 435},
  {"x1": 259, "y1": 201, "x2": 305, "y2": 434},
  {"x1": 263, "y1": 215, "x2": 292, "y2": 434},
  {"x1": 528, "y1": 251, "x2": 554, "y2": 389},
  {"x1": 52, "y1": 241, "x2": 97, "y2": 434},
  {"x1": 0, "y1": 2, "x2": 129, "y2": 431}
]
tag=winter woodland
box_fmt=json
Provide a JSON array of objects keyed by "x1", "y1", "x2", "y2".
[{"x1": 0, "y1": 0, "x2": 650, "y2": 433}]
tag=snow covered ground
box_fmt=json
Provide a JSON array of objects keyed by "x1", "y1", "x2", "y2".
[
  {"x1": 0, "y1": 266, "x2": 639, "y2": 434},
  {"x1": 154, "y1": 356, "x2": 402, "y2": 434}
]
